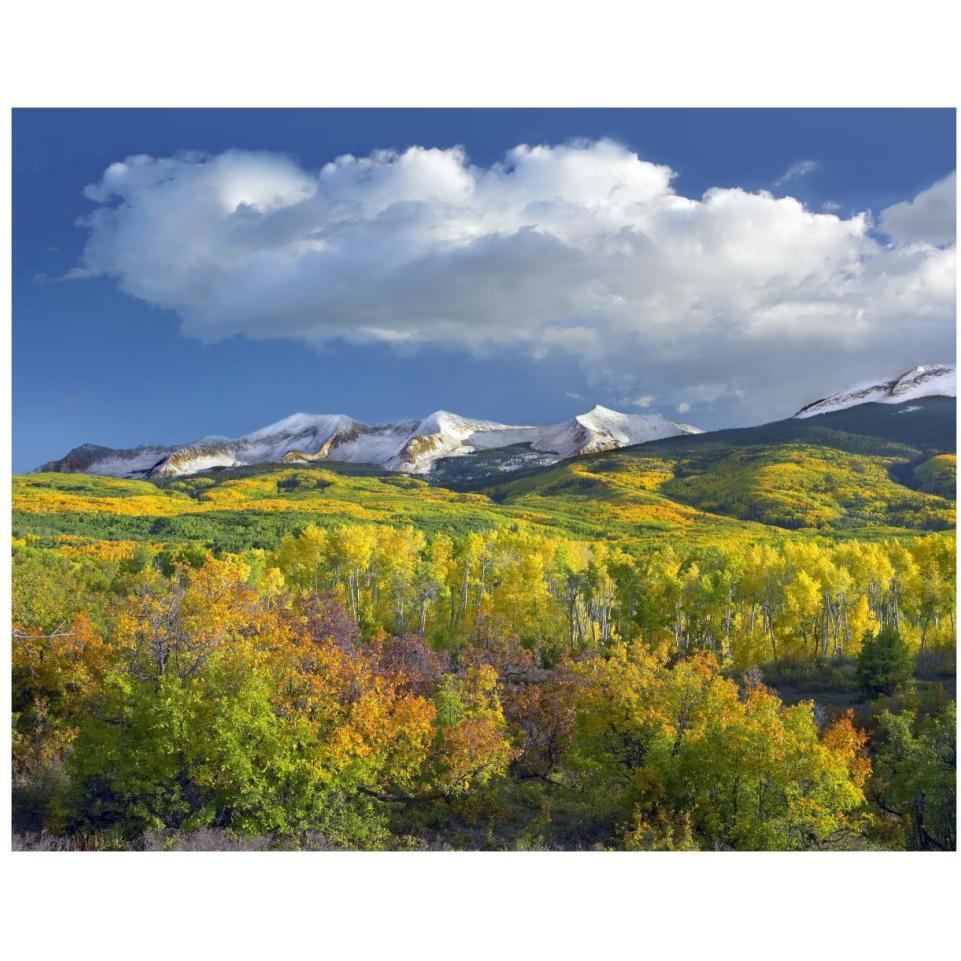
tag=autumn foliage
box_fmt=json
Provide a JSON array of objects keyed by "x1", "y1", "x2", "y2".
[{"x1": 10, "y1": 521, "x2": 956, "y2": 850}]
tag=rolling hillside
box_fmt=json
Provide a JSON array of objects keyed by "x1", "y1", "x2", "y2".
[
  {"x1": 13, "y1": 397, "x2": 955, "y2": 551},
  {"x1": 486, "y1": 397, "x2": 955, "y2": 536},
  {"x1": 13, "y1": 459, "x2": 776, "y2": 551}
]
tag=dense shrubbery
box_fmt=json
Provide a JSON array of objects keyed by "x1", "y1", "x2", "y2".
[
  {"x1": 11, "y1": 525, "x2": 956, "y2": 850},
  {"x1": 871, "y1": 703, "x2": 956, "y2": 850}
]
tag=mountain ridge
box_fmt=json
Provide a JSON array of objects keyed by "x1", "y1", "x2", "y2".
[
  {"x1": 35, "y1": 363, "x2": 956, "y2": 481},
  {"x1": 38, "y1": 405, "x2": 703, "y2": 480},
  {"x1": 795, "y1": 364, "x2": 955, "y2": 419}
]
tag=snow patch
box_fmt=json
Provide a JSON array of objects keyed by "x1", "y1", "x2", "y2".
[{"x1": 795, "y1": 364, "x2": 956, "y2": 419}]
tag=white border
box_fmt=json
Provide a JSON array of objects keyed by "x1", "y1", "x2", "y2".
[{"x1": 2, "y1": 0, "x2": 959, "y2": 109}]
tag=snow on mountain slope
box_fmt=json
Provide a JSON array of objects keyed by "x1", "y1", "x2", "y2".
[
  {"x1": 386, "y1": 411, "x2": 539, "y2": 472},
  {"x1": 38, "y1": 404, "x2": 704, "y2": 479},
  {"x1": 573, "y1": 405, "x2": 702, "y2": 451},
  {"x1": 243, "y1": 412, "x2": 358, "y2": 443},
  {"x1": 795, "y1": 365, "x2": 956, "y2": 419},
  {"x1": 529, "y1": 405, "x2": 702, "y2": 460},
  {"x1": 40, "y1": 443, "x2": 178, "y2": 477}
]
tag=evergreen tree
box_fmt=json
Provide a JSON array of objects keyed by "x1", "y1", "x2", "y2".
[{"x1": 856, "y1": 624, "x2": 913, "y2": 698}]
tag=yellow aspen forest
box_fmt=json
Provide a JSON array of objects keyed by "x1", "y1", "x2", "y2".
[{"x1": 12, "y1": 514, "x2": 956, "y2": 850}]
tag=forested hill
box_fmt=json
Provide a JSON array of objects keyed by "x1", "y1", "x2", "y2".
[
  {"x1": 642, "y1": 395, "x2": 955, "y2": 454},
  {"x1": 484, "y1": 396, "x2": 955, "y2": 534},
  {"x1": 429, "y1": 395, "x2": 956, "y2": 490},
  {"x1": 478, "y1": 395, "x2": 955, "y2": 487},
  {"x1": 12, "y1": 397, "x2": 956, "y2": 551}
]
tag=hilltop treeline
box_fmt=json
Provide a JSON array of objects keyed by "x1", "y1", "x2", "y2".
[{"x1": 12, "y1": 528, "x2": 956, "y2": 850}]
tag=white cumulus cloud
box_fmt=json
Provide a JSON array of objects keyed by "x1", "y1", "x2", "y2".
[
  {"x1": 879, "y1": 172, "x2": 956, "y2": 247},
  {"x1": 72, "y1": 141, "x2": 956, "y2": 420}
]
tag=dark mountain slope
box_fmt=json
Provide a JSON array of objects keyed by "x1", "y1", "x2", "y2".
[{"x1": 484, "y1": 398, "x2": 956, "y2": 534}]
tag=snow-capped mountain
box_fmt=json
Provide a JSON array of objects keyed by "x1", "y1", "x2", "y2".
[
  {"x1": 38, "y1": 405, "x2": 703, "y2": 479},
  {"x1": 795, "y1": 365, "x2": 956, "y2": 419}
]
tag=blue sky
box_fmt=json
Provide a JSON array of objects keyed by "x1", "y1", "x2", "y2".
[{"x1": 13, "y1": 109, "x2": 956, "y2": 472}]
